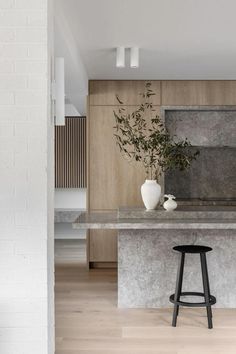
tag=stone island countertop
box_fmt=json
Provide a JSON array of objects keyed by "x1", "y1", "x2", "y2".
[
  {"x1": 73, "y1": 206, "x2": 236, "y2": 230},
  {"x1": 73, "y1": 206, "x2": 236, "y2": 308}
]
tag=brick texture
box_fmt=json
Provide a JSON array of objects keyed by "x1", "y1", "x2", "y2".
[{"x1": 0, "y1": 1, "x2": 54, "y2": 353}]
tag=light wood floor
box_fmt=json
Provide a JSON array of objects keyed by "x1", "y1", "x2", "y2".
[{"x1": 55, "y1": 240, "x2": 236, "y2": 354}]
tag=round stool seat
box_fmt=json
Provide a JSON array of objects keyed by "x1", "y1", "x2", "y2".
[{"x1": 173, "y1": 245, "x2": 212, "y2": 254}]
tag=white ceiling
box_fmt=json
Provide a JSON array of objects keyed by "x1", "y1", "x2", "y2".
[
  {"x1": 55, "y1": 0, "x2": 236, "y2": 114},
  {"x1": 57, "y1": 0, "x2": 236, "y2": 80}
]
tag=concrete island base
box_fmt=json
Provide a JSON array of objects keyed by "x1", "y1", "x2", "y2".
[{"x1": 118, "y1": 229, "x2": 236, "y2": 308}]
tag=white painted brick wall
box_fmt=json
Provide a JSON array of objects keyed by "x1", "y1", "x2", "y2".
[{"x1": 0, "y1": 0, "x2": 54, "y2": 353}]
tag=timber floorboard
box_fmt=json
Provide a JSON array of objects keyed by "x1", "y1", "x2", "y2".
[{"x1": 55, "y1": 240, "x2": 236, "y2": 354}]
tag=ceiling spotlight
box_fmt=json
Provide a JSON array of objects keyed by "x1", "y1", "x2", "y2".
[
  {"x1": 130, "y1": 47, "x2": 139, "y2": 68},
  {"x1": 116, "y1": 47, "x2": 125, "y2": 68}
]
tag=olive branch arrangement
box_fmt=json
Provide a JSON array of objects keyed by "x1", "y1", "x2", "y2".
[{"x1": 113, "y1": 82, "x2": 199, "y2": 181}]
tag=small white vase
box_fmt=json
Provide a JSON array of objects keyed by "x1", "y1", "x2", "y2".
[
  {"x1": 141, "y1": 180, "x2": 161, "y2": 210},
  {"x1": 163, "y1": 194, "x2": 177, "y2": 212}
]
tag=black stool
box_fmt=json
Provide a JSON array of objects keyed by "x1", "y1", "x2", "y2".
[{"x1": 169, "y1": 245, "x2": 216, "y2": 329}]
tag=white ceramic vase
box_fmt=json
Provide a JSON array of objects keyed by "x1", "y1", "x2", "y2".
[
  {"x1": 141, "y1": 180, "x2": 161, "y2": 210},
  {"x1": 163, "y1": 194, "x2": 177, "y2": 212}
]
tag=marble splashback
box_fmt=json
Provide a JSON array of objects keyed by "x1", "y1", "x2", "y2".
[
  {"x1": 165, "y1": 109, "x2": 236, "y2": 147},
  {"x1": 166, "y1": 147, "x2": 236, "y2": 200},
  {"x1": 164, "y1": 107, "x2": 236, "y2": 202}
]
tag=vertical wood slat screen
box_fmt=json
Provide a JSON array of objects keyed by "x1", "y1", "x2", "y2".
[{"x1": 55, "y1": 117, "x2": 86, "y2": 188}]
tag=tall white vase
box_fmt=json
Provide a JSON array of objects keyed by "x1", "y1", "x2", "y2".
[{"x1": 141, "y1": 180, "x2": 161, "y2": 210}]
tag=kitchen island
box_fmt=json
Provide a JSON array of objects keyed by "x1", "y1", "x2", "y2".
[{"x1": 73, "y1": 207, "x2": 236, "y2": 308}]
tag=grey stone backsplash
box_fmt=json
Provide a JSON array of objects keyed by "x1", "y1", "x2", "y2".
[
  {"x1": 165, "y1": 146, "x2": 236, "y2": 200},
  {"x1": 165, "y1": 109, "x2": 236, "y2": 147},
  {"x1": 164, "y1": 107, "x2": 236, "y2": 202}
]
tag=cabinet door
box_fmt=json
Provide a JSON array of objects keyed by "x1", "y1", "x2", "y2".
[
  {"x1": 88, "y1": 105, "x2": 150, "y2": 263},
  {"x1": 89, "y1": 106, "x2": 147, "y2": 209},
  {"x1": 89, "y1": 80, "x2": 161, "y2": 106},
  {"x1": 162, "y1": 81, "x2": 236, "y2": 106},
  {"x1": 89, "y1": 230, "x2": 117, "y2": 262}
]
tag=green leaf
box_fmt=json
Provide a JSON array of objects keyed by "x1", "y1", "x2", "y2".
[
  {"x1": 113, "y1": 81, "x2": 199, "y2": 175},
  {"x1": 115, "y1": 94, "x2": 123, "y2": 104}
]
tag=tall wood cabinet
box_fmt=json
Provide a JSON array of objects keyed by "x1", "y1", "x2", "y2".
[
  {"x1": 87, "y1": 81, "x2": 161, "y2": 267},
  {"x1": 87, "y1": 80, "x2": 236, "y2": 268}
]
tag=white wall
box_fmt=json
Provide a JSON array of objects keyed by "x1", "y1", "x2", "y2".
[
  {"x1": 47, "y1": 0, "x2": 55, "y2": 353},
  {"x1": 0, "y1": 1, "x2": 54, "y2": 353},
  {"x1": 55, "y1": 188, "x2": 86, "y2": 209},
  {"x1": 55, "y1": 223, "x2": 86, "y2": 239},
  {"x1": 55, "y1": 189, "x2": 86, "y2": 240},
  {"x1": 65, "y1": 102, "x2": 81, "y2": 116}
]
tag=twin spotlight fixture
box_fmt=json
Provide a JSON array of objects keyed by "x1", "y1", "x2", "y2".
[{"x1": 116, "y1": 47, "x2": 139, "y2": 68}]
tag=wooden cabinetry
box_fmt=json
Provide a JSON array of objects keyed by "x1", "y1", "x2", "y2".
[
  {"x1": 88, "y1": 81, "x2": 161, "y2": 267},
  {"x1": 89, "y1": 230, "x2": 117, "y2": 265},
  {"x1": 87, "y1": 79, "x2": 236, "y2": 268},
  {"x1": 162, "y1": 81, "x2": 236, "y2": 106},
  {"x1": 89, "y1": 106, "x2": 146, "y2": 209},
  {"x1": 88, "y1": 106, "x2": 147, "y2": 267},
  {"x1": 89, "y1": 80, "x2": 161, "y2": 106}
]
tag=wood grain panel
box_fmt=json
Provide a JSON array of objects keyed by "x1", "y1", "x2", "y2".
[
  {"x1": 89, "y1": 106, "x2": 150, "y2": 209},
  {"x1": 55, "y1": 117, "x2": 86, "y2": 188},
  {"x1": 89, "y1": 230, "x2": 117, "y2": 262},
  {"x1": 162, "y1": 80, "x2": 236, "y2": 106},
  {"x1": 89, "y1": 80, "x2": 161, "y2": 106},
  {"x1": 88, "y1": 105, "x2": 158, "y2": 264}
]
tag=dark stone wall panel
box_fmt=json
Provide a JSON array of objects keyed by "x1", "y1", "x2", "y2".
[
  {"x1": 165, "y1": 147, "x2": 236, "y2": 200},
  {"x1": 166, "y1": 110, "x2": 236, "y2": 147},
  {"x1": 164, "y1": 108, "x2": 236, "y2": 201}
]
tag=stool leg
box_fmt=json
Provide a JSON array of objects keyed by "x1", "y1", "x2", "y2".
[
  {"x1": 200, "y1": 253, "x2": 213, "y2": 329},
  {"x1": 205, "y1": 264, "x2": 213, "y2": 319},
  {"x1": 172, "y1": 252, "x2": 185, "y2": 327}
]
